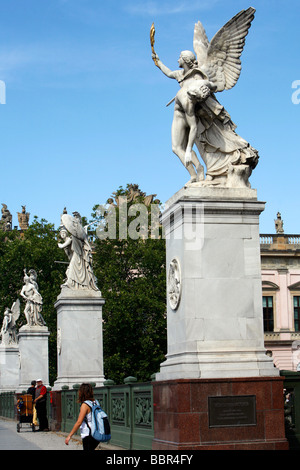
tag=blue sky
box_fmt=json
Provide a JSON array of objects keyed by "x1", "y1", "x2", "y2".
[{"x1": 0, "y1": 0, "x2": 299, "y2": 233}]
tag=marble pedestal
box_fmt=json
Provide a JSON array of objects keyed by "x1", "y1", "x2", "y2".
[
  {"x1": 156, "y1": 186, "x2": 278, "y2": 380},
  {"x1": 0, "y1": 346, "x2": 20, "y2": 391},
  {"x1": 18, "y1": 326, "x2": 50, "y2": 390},
  {"x1": 153, "y1": 187, "x2": 288, "y2": 450},
  {"x1": 53, "y1": 289, "x2": 105, "y2": 390},
  {"x1": 153, "y1": 186, "x2": 288, "y2": 450}
]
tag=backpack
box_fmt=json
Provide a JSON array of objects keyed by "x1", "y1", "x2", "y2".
[{"x1": 84, "y1": 400, "x2": 111, "y2": 442}]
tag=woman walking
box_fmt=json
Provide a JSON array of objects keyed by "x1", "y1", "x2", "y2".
[{"x1": 65, "y1": 383, "x2": 99, "y2": 451}]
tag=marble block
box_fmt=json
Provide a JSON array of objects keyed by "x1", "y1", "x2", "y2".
[
  {"x1": 18, "y1": 326, "x2": 50, "y2": 390},
  {"x1": 156, "y1": 186, "x2": 278, "y2": 380},
  {"x1": 0, "y1": 346, "x2": 20, "y2": 391},
  {"x1": 53, "y1": 289, "x2": 105, "y2": 390}
]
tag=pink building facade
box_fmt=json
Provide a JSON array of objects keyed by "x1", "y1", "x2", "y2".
[{"x1": 261, "y1": 230, "x2": 300, "y2": 371}]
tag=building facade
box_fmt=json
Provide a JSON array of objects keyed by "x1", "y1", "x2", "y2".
[{"x1": 261, "y1": 215, "x2": 300, "y2": 371}]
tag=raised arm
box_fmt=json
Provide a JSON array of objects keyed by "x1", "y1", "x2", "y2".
[{"x1": 152, "y1": 53, "x2": 178, "y2": 80}]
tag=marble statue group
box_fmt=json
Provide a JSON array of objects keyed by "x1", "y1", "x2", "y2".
[
  {"x1": 151, "y1": 7, "x2": 258, "y2": 189},
  {"x1": 0, "y1": 300, "x2": 20, "y2": 346},
  {"x1": 58, "y1": 211, "x2": 99, "y2": 293},
  {"x1": 1, "y1": 7, "x2": 260, "y2": 345},
  {"x1": 1, "y1": 7, "x2": 268, "y2": 393},
  {"x1": 0, "y1": 269, "x2": 46, "y2": 348},
  {"x1": 21, "y1": 269, "x2": 46, "y2": 327}
]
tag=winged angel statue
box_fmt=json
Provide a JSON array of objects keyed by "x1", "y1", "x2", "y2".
[
  {"x1": 151, "y1": 7, "x2": 258, "y2": 188},
  {"x1": 58, "y1": 212, "x2": 99, "y2": 292},
  {"x1": 0, "y1": 299, "x2": 20, "y2": 346}
]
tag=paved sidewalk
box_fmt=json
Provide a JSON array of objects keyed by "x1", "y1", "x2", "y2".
[{"x1": 0, "y1": 418, "x2": 124, "y2": 451}]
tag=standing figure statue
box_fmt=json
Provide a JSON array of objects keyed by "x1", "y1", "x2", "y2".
[
  {"x1": 275, "y1": 212, "x2": 284, "y2": 234},
  {"x1": 18, "y1": 205, "x2": 30, "y2": 230},
  {"x1": 0, "y1": 300, "x2": 20, "y2": 346},
  {"x1": 151, "y1": 8, "x2": 259, "y2": 188},
  {"x1": 0, "y1": 204, "x2": 12, "y2": 231},
  {"x1": 20, "y1": 269, "x2": 46, "y2": 327},
  {"x1": 58, "y1": 211, "x2": 99, "y2": 292}
]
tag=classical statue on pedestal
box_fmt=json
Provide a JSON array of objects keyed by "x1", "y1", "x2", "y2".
[
  {"x1": 20, "y1": 269, "x2": 46, "y2": 327},
  {"x1": 0, "y1": 300, "x2": 20, "y2": 346},
  {"x1": 58, "y1": 211, "x2": 99, "y2": 292},
  {"x1": 151, "y1": 7, "x2": 258, "y2": 188}
]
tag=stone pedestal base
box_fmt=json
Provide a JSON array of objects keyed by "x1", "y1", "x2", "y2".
[
  {"x1": 18, "y1": 326, "x2": 50, "y2": 390},
  {"x1": 0, "y1": 346, "x2": 20, "y2": 391},
  {"x1": 53, "y1": 290, "x2": 105, "y2": 390},
  {"x1": 152, "y1": 377, "x2": 289, "y2": 450},
  {"x1": 157, "y1": 186, "x2": 278, "y2": 380}
]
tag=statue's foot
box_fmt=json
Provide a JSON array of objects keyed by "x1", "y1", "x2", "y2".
[{"x1": 184, "y1": 176, "x2": 197, "y2": 187}]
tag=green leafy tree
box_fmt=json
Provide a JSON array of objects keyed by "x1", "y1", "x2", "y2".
[
  {"x1": 0, "y1": 186, "x2": 167, "y2": 386},
  {"x1": 0, "y1": 217, "x2": 66, "y2": 385},
  {"x1": 92, "y1": 184, "x2": 167, "y2": 383}
]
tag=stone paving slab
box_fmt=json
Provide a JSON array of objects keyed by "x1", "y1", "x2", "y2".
[{"x1": 0, "y1": 418, "x2": 124, "y2": 451}]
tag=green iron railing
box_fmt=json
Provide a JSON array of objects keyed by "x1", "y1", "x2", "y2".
[
  {"x1": 0, "y1": 377, "x2": 154, "y2": 450},
  {"x1": 0, "y1": 391, "x2": 15, "y2": 420},
  {"x1": 59, "y1": 377, "x2": 154, "y2": 450}
]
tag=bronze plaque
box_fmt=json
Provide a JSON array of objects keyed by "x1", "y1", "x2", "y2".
[{"x1": 208, "y1": 395, "x2": 256, "y2": 428}]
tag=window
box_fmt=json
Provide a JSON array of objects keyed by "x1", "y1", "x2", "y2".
[
  {"x1": 294, "y1": 296, "x2": 300, "y2": 332},
  {"x1": 263, "y1": 296, "x2": 274, "y2": 332}
]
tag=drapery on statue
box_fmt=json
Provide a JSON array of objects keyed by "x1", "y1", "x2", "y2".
[
  {"x1": 0, "y1": 300, "x2": 20, "y2": 346},
  {"x1": 20, "y1": 269, "x2": 46, "y2": 327},
  {"x1": 151, "y1": 7, "x2": 259, "y2": 188},
  {"x1": 58, "y1": 212, "x2": 99, "y2": 292}
]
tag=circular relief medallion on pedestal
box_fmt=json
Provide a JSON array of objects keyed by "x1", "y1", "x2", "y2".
[{"x1": 168, "y1": 258, "x2": 181, "y2": 310}]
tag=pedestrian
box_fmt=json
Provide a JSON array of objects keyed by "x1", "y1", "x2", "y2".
[
  {"x1": 27, "y1": 380, "x2": 38, "y2": 426},
  {"x1": 27, "y1": 380, "x2": 36, "y2": 399},
  {"x1": 34, "y1": 379, "x2": 49, "y2": 432},
  {"x1": 65, "y1": 383, "x2": 99, "y2": 451}
]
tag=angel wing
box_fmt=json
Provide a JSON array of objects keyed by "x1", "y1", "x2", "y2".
[
  {"x1": 61, "y1": 213, "x2": 87, "y2": 241},
  {"x1": 193, "y1": 7, "x2": 255, "y2": 92},
  {"x1": 10, "y1": 299, "x2": 20, "y2": 324}
]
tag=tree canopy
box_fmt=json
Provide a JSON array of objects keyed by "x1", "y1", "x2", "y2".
[
  {"x1": 91, "y1": 184, "x2": 167, "y2": 383},
  {"x1": 0, "y1": 217, "x2": 66, "y2": 384},
  {"x1": 0, "y1": 184, "x2": 167, "y2": 385}
]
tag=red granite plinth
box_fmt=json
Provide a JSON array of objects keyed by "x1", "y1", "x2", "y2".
[
  {"x1": 49, "y1": 390, "x2": 61, "y2": 432},
  {"x1": 152, "y1": 377, "x2": 289, "y2": 450}
]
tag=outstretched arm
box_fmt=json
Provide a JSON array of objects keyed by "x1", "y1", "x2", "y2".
[{"x1": 152, "y1": 53, "x2": 178, "y2": 80}]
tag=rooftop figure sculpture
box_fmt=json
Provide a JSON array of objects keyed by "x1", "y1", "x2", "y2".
[
  {"x1": 275, "y1": 212, "x2": 284, "y2": 234},
  {"x1": 0, "y1": 204, "x2": 12, "y2": 231},
  {"x1": 18, "y1": 205, "x2": 30, "y2": 230},
  {"x1": 151, "y1": 7, "x2": 258, "y2": 188}
]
